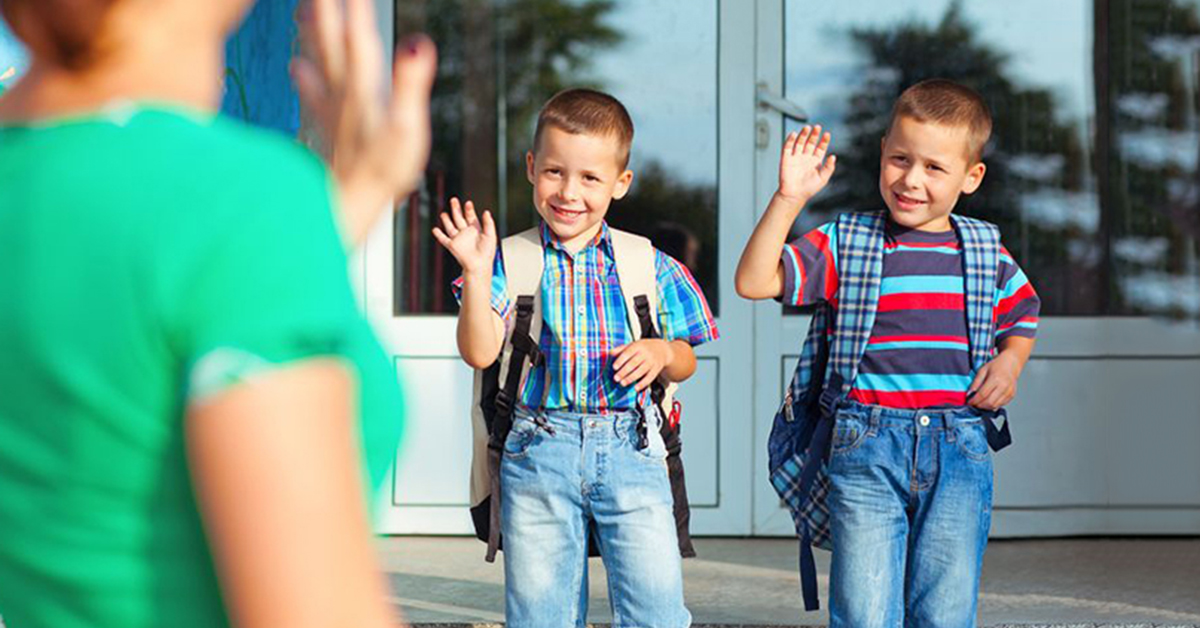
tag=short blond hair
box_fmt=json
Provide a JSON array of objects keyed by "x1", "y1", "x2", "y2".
[
  {"x1": 533, "y1": 88, "x2": 634, "y2": 168},
  {"x1": 889, "y1": 79, "x2": 992, "y2": 162}
]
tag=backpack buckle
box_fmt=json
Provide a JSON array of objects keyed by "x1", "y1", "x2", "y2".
[
  {"x1": 509, "y1": 331, "x2": 543, "y2": 367},
  {"x1": 494, "y1": 390, "x2": 514, "y2": 417},
  {"x1": 818, "y1": 387, "x2": 840, "y2": 419},
  {"x1": 818, "y1": 372, "x2": 845, "y2": 419}
]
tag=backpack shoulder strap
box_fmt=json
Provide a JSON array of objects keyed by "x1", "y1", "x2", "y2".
[
  {"x1": 609, "y1": 228, "x2": 658, "y2": 339},
  {"x1": 951, "y1": 214, "x2": 1012, "y2": 451},
  {"x1": 501, "y1": 227, "x2": 545, "y2": 307},
  {"x1": 496, "y1": 227, "x2": 546, "y2": 406},
  {"x1": 471, "y1": 227, "x2": 546, "y2": 561},
  {"x1": 951, "y1": 214, "x2": 1002, "y2": 371},
  {"x1": 826, "y1": 210, "x2": 886, "y2": 398},
  {"x1": 609, "y1": 228, "x2": 680, "y2": 409}
]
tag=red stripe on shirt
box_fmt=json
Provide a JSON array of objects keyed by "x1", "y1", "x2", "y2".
[
  {"x1": 868, "y1": 334, "x2": 970, "y2": 345},
  {"x1": 996, "y1": 283, "x2": 1038, "y2": 317},
  {"x1": 851, "y1": 388, "x2": 967, "y2": 408},
  {"x1": 804, "y1": 228, "x2": 839, "y2": 301},
  {"x1": 877, "y1": 292, "x2": 965, "y2": 311}
]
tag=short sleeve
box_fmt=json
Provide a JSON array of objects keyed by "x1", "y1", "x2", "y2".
[
  {"x1": 780, "y1": 222, "x2": 840, "y2": 307},
  {"x1": 156, "y1": 147, "x2": 363, "y2": 402},
  {"x1": 994, "y1": 246, "x2": 1041, "y2": 343},
  {"x1": 654, "y1": 250, "x2": 719, "y2": 346},
  {"x1": 451, "y1": 248, "x2": 512, "y2": 321}
]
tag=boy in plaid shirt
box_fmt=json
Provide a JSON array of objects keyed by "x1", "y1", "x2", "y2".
[
  {"x1": 435, "y1": 88, "x2": 717, "y2": 628},
  {"x1": 737, "y1": 79, "x2": 1039, "y2": 627}
]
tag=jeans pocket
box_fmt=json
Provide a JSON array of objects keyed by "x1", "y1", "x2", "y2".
[
  {"x1": 954, "y1": 420, "x2": 991, "y2": 462},
  {"x1": 830, "y1": 412, "x2": 870, "y2": 456},
  {"x1": 503, "y1": 418, "x2": 539, "y2": 459},
  {"x1": 621, "y1": 411, "x2": 668, "y2": 461}
]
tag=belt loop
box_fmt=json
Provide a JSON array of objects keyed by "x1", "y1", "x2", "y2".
[
  {"x1": 869, "y1": 404, "x2": 883, "y2": 431},
  {"x1": 941, "y1": 411, "x2": 954, "y2": 431}
]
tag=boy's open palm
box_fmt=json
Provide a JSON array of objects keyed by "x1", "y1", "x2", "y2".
[
  {"x1": 432, "y1": 197, "x2": 497, "y2": 276},
  {"x1": 778, "y1": 125, "x2": 836, "y2": 204}
]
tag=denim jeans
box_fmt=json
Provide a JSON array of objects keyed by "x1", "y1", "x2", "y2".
[
  {"x1": 826, "y1": 400, "x2": 993, "y2": 628},
  {"x1": 500, "y1": 406, "x2": 691, "y2": 628}
]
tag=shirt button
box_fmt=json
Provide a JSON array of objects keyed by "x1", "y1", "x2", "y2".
[
  {"x1": 919, "y1": 415, "x2": 931, "y2": 427},
  {"x1": 577, "y1": 305, "x2": 586, "y2": 315}
]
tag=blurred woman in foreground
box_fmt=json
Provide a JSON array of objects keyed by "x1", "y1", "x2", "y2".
[{"x1": 0, "y1": 0, "x2": 434, "y2": 626}]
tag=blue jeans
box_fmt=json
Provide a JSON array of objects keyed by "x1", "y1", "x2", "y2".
[
  {"x1": 500, "y1": 406, "x2": 691, "y2": 628},
  {"x1": 826, "y1": 400, "x2": 993, "y2": 628}
]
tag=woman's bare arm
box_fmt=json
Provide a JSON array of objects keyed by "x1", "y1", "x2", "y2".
[{"x1": 187, "y1": 359, "x2": 400, "y2": 628}]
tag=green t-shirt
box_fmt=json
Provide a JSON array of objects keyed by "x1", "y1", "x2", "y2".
[{"x1": 0, "y1": 104, "x2": 404, "y2": 627}]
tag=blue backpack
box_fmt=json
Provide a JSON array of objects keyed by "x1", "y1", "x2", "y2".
[{"x1": 767, "y1": 210, "x2": 1013, "y2": 611}]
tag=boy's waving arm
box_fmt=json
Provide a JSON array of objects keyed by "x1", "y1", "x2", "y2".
[
  {"x1": 735, "y1": 125, "x2": 836, "y2": 300},
  {"x1": 434, "y1": 197, "x2": 506, "y2": 368}
]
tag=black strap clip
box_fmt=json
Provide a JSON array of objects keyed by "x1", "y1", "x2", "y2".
[
  {"x1": 818, "y1": 372, "x2": 845, "y2": 419},
  {"x1": 980, "y1": 408, "x2": 1012, "y2": 452},
  {"x1": 494, "y1": 390, "x2": 514, "y2": 419}
]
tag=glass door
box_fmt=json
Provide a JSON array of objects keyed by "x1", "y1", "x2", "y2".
[
  {"x1": 366, "y1": 0, "x2": 758, "y2": 536},
  {"x1": 752, "y1": 0, "x2": 1200, "y2": 536}
]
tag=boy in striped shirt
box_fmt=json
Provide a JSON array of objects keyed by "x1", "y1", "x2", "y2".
[
  {"x1": 437, "y1": 89, "x2": 716, "y2": 628},
  {"x1": 736, "y1": 79, "x2": 1039, "y2": 627}
]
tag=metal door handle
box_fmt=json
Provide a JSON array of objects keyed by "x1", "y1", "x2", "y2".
[{"x1": 756, "y1": 82, "x2": 809, "y2": 123}]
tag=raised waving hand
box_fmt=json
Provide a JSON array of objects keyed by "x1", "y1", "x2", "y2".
[{"x1": 777, "y1": 125, "x2": 837, "y2": 205}]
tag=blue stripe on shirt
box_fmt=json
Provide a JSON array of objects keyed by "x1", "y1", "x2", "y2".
[
  {"x1": 879, "y1": 275, "x2": 965, "y2": 296},
  {"x1": 854, "y1": 372, "x2": 974, "y2": 392}
]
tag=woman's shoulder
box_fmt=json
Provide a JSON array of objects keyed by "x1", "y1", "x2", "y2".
[{"x1": 139, "y1": 107, "x2": 328, "y2": 191}]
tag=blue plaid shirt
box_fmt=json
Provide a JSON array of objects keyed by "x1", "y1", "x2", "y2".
[{"x1": 453, "y1": 222, "x2": 718, "y2": 412}]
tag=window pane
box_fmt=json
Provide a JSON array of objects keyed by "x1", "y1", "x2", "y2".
[
  {"x1": 784, "y1": 1, "x2": 1103, "y2": 315},
  {"x1": 1104, "y1": 0, "x2": 1200, "y2": 318},
  {"x1": 394, "y1": 0, "x2": 719, "y2": 315}
]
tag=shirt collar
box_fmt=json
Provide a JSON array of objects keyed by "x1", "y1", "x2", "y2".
[{"x1": 539, "y1": 220, "x2": 614, "y2": 258}]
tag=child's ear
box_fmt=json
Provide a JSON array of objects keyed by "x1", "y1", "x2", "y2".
[
  {"x1": 961, "y1": 161, "x2": 986, "y2": 194},
  {"x1": 525, "y1": 151, "x2": 536, "y2": 185},
  {"x1": 611, "y1": 169, "x2": 635, "y2": 200}
]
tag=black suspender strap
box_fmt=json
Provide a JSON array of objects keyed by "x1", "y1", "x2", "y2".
[
  {"x1": 632, "y1": 295, "x2": 664, "y2": 447},
  {"x1": 491, "y1": 296, "x2": 543, "y2": 443},
  {"x1": 484, "y1": 294, "x2": 542, "y2": 561},
  {"x1": 631, "y1": 294, "x2": 696, "y2": 558}
]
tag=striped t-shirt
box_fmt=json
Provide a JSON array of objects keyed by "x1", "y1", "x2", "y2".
[{"x1": 781, "y1": 218, "x2": 1040, "y2": 409}]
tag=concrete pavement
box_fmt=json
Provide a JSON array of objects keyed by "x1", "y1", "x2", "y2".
[{"x1": 378, "y1": 536, "x2": 1200, "y2": 626}]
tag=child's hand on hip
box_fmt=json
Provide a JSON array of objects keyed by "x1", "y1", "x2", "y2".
[
  {"x1": 432, "y1": 197, "x2": 497, "y2": 278},
  {"x1": 776, "y1": 125, "x2": 837, "y2": 207},
  {"x1": 967, "y1": 352, "x2": 1022, "y2": 411},
  {"x1": 611, "y1": 339, "x2": 672, "y2": 392}
]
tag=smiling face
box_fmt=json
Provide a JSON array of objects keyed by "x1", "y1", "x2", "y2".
[
  {"x1": 526, "y1": 125, "x2": 634, "y2": 252},
  {"x1": 879, "y1": 115, "x2": 987, "y2": 232}
]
